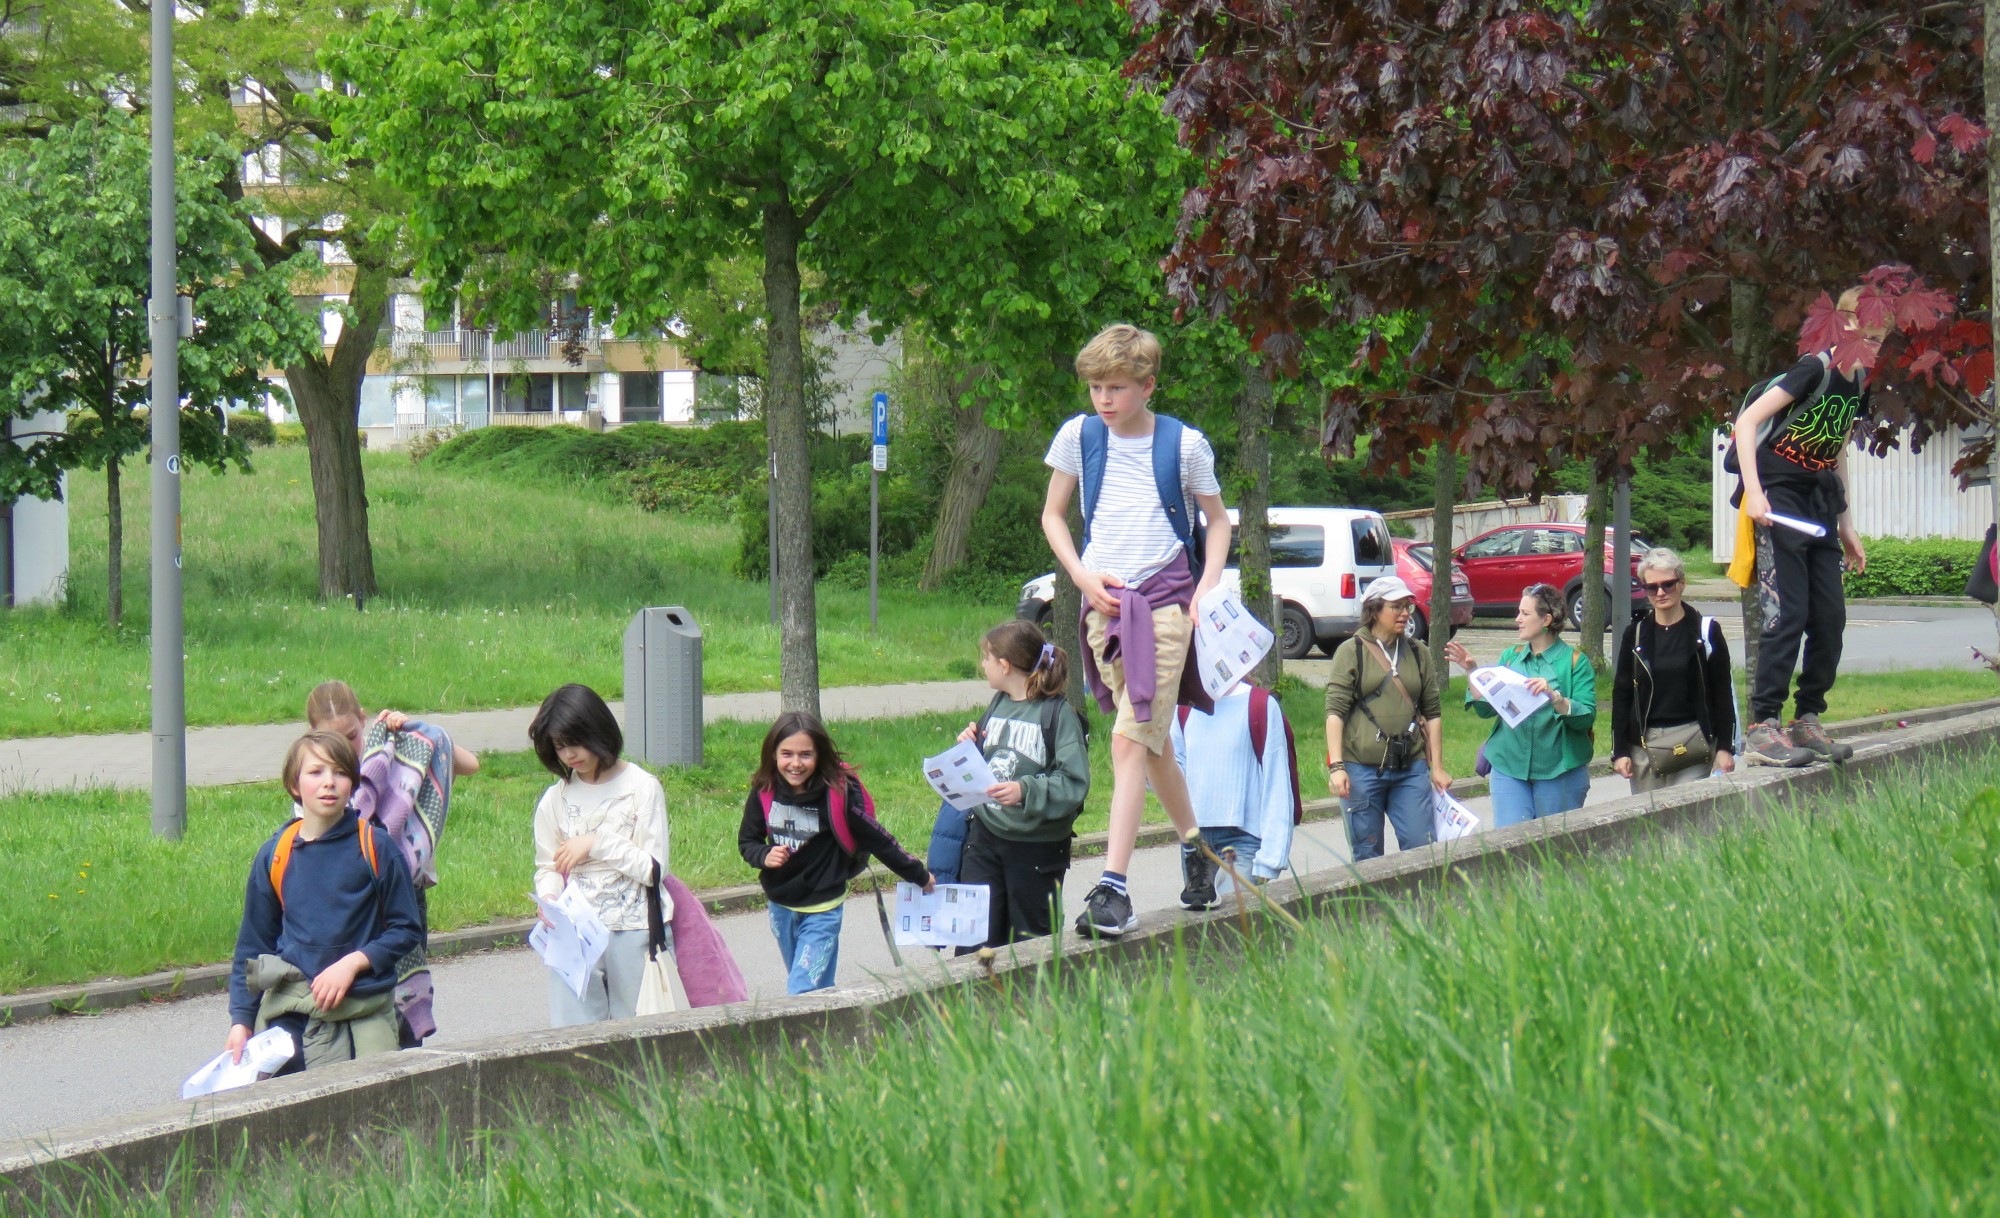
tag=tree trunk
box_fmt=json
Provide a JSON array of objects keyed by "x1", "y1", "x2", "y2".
[
  {"x1": 1985, "y1": 0, "x2": 2000, "y2": 663},
  {"x1": 1056, "y1": 498, "x2": 1088, "y2": 716},
  {"x1": 762, "y1": 196, "x2": 821, "y2": 718},
  {"x1": 289, "y1": 258, "x2": 388, "y2": 603},
  {"x1": 1579, "y1": 465, "x2": 1610, "y2": 669},
  {"x1": 1234, "y1": 358, "x2": 1281, "y2": 688},
  {"x1": 1730, "y1": 276, "x2": 1774, "y2": 679},
  {"x1": 920, "y1": 373, "x2": 1002, "y2": 591},
  {"x1": 105, "y1": 456, "x2": 122, "y2": 630},
  {"x1": 1427, "y1": 438, "x2": 1455, "y2": 676}
]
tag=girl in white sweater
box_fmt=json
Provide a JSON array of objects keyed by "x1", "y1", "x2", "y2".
[{"x1": 529, "y1": 684, "x2": 669, "y2": 1026}]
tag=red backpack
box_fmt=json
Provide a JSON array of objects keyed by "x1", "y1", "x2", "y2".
[
  {"x1": 757, "y1": 767, "x2": 877, "y2": 857},
  {"x1": 1176, "y1": 686, "x2": 1305, "y2": 825}
]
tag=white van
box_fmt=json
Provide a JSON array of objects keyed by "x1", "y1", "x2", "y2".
[{"x1": 1016, "y1": 506, "x2": 1396, "y2": 659}]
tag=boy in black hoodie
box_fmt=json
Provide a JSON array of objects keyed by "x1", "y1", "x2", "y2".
[
  {"x1": 224, "y1": 730, "x2": 424, "y2": 1074},
  {"x1": 738, "y1": 711, "x2": 932, "y2": 994}
]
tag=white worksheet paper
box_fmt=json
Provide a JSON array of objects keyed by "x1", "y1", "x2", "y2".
[
  {"x1": 181, "y1": 1027, "x2": 297, "y2": 1099},
  {"x1": 1433, "y1": 788, "x2": 1481, "y2": 843},
  {"x1": 1765, "y1": 512, "x2": 1828, "y2": 538},
  {"x1": 529, "y1": 885, "x2": 611, "y2": 999},
  {"x1": 922, "y1": 743, "x2": 999, "y2": 813},
  {"x1": 1468, "y1": 666, "x2": 1551, "y2": 730},
  {"x1": 893, "y1": 882, "x2": 991, "y2": 947},
  {"x1": 1194, "y1": 587, "x2": 1276, "y2": 699}
]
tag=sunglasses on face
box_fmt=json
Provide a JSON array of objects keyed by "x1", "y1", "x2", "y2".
[{"x1": 1642, "y1": 577, "x2": 1682, "y2": 594}]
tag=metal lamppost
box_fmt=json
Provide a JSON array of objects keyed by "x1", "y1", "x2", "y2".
[{"x1": 148, "y1": 0, "x2": 186, "y2": 839}]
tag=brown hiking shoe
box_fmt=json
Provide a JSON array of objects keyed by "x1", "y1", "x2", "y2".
[
  {"x1": 1787, "y1": 713, "x2": 1854, "y2": 763},
  {"x1": 1742, "y1": 719, "x2": 1815, "y2": 768}
]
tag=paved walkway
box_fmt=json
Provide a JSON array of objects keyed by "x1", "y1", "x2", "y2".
[
  {"x1": 0, "y1": 772, "x2": 1568, "y2": 1144},
  {"x1": 0, "y1": 680, "x2": 993, "y2": 794}
]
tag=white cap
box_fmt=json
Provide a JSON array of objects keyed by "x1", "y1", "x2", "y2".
[{"x1": 1361, "y1": 575, "x2": 1416, "y2": 604}]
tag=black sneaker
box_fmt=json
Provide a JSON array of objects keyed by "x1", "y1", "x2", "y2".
[
  {"x1": 1742, "y1": 719, "x2": 1815, "y2": 768},
  {"x1": 1179, "y1": 834, "x2": 1219, "y2": 910},
  {"x1": 1788, "y1": 713, "x2": 1854, "y2": 763},
  {"x1": 1074, "y1": 882, "x2": 1137, "y2": 938}
]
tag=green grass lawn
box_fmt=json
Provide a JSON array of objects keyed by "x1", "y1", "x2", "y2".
[
  {"x1": 0, "y1": 708, "x2": 1134, "y2": 994},
  {"x1": 3, "y1": 667, "x2": 1991, "y2": 995},
  {"x1": 43, "y1": 737, "x2": 2000, "y2": 1215},
  {"x1": 0, "y1": 446, "x2": 1008, "y2": 738}
]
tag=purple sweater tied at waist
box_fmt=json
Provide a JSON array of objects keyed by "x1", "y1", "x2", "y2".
[{"x1": 1079, "y1": 550, "x2": 1214, "y2": 722}]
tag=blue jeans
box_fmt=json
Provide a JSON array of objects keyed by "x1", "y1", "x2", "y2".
[
  {"x1": 1488, "y1": 765, "x2": 1591, "y2": 828},
  {"x1": 1343, "y1": 760, "x2": 1435, "y2": 862},
  {"x1": 1201, "y1": 825, "x2": 1266, "y2": 892},
  {"x1": 769, "y1": 903, "x2": 844, "y2": 995}
]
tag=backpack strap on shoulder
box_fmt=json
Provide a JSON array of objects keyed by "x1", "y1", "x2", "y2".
[
  {"x1": 1149, "y1": 415, "x2": 1204, "y2": 579},
  {"x1": 825, "y1": 769, "x2": 862, "y2": 857},
  {"x1": 1247, "y1": 686, "x2": 1269, "y2": 759},
  {"x1": 1079, "y1": 415, "x2": 1108, "y2": 543},
  {"x1": 270, "y1": 821, "x2": 303, "y2": 909}
]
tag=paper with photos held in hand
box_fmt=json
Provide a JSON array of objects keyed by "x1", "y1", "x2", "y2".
[
  {"x1": 893, "y1": 882, "x2": 991, "y2": 947},
  {"x1": 922, "y1": 743, "x2": 999, "y2": 813},
  {"x1": 1468, "y1": 665, "x2": 1550, "y2": 730},
  {"x1": 1193, "y1": 586, "x2": 1276, "y2": 699},
  {"x1": 1432, "y1": 787, "x2": 1481, "y2": 843},
  {"x1": 181, "y1": 1027, "x2": 297, "y2": 1099},
  {"x1": 530, "y1": 884, "x2": 611, "y2": 999}
]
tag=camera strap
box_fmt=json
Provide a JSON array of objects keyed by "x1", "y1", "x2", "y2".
[{"x1": 1354, "y1": 638, "x2": 1419, "y2": 740}]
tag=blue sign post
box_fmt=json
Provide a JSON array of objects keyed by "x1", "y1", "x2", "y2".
[{"x1": 870, "y1": 392, "x2": 887, "y2": 629}]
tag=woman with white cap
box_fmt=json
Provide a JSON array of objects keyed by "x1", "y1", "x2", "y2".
[
  {"x1": 1324, "y1": 575, "x2": 1450, "y2": 861},
  {"x1": 1443, "y1": 582, "x2": 1596, "y2": 825}
]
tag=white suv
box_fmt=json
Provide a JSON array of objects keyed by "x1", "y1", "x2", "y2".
[{"x1": 1016, "y1": 506, "x2": 1396, "y2": 659}]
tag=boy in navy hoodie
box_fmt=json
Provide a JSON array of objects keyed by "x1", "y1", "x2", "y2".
[{"x1": 224, "y1": 730, "x2": 423, "y2": 1074}]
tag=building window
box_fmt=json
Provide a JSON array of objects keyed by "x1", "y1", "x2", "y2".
[{"x1": 623, "y1": 373, "x2": 663, "y2": 422}]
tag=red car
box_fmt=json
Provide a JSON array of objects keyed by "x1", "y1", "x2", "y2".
[
  {"x1": 1392, "y1": 538, "x2": 1475, "y2": 642},
  {"x1": 1452, "y1": 522, "x2": 1648, "y2": 628}
]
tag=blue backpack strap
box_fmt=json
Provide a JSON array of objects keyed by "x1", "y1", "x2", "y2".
[
  {"x1": 1150, "y1": 415, "x2": 1204, "y2": 577},
  {"x1": 1079, "y1": 414, "x2": 1108, "y2": 546}
]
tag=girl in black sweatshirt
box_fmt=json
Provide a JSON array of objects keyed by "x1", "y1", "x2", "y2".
[{"x1": 737, "y1": 712, "x2": 932, "y2": 994}]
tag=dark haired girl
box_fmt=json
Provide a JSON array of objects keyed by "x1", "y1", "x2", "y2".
[
  {"x1": 527, "y1": 684, "x2": 670, "y2": 1026},
  {"x1": 737, "y1": 711, "x2": 932, "y2": 994},
  {"x1": 941, "y1": 621, "x2": 1090, "y2": 950}
]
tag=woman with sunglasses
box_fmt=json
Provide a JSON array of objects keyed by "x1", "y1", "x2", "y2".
[
  {"x1": 1443, "y1": 583, "x2": 1596, "y2": 826},
  {"x1": 1609, "y1": 548, "x2": 1738, "y2": 792}
]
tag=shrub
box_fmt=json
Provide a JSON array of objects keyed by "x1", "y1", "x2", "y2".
[
  {"x1": 1843, "y1": 536, "x2": 1981, "y2": 598},
  {"x1": 227, "y1": 410, "x2": 276, "y2": 447},
  {"x1": 273, "y1": 422, "x2": 306, "y2": 446},
  {"x1": 734, "y1": 464, "x2": 932, "y2": 579},
  {"x1": 406, "y1": 426, "x2": 463, "y2": 464},
  {"x1": 426, "y1": 421, "x2": 769, "y2": 516}
]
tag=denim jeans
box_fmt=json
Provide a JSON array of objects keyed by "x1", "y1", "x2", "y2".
[
  {"x1": 769, "y1": 903, "x2": 844, "y2": 995},
  {"x1": 1201, "y1": 825, "x2": 1266, "y2": 893},
  {"x1": 1343, "y1": 760, "x2": 1435, "y2": 862},
  {"x1": 548, "y1": 928, "x2": 653, "y2": 1027},
  {"x1": 1487, "y1": 764, "x2": 1591, "y2": 828}
]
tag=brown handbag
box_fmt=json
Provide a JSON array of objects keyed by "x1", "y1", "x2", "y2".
[{"x1": 1639, "y1": 720, "x2": 1712, "y2": 777}]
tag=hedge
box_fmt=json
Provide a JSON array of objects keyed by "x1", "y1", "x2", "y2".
[{"x1": 1842, "y1": 536, "x2": 1983, "y2": 598}]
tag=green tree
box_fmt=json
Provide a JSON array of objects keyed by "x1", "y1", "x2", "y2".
[
  {"x1": 329, "y1": 0, "x2": 1183, "y2": 715},
  {"x1": 0, "y1": 116, "x2": 321, "y2": 627}
]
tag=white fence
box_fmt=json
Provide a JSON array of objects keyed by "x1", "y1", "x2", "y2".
[
  {"x1": 1384, "y1": 494, "x2": 1587, "y2": 543},
  {"x1": 1710, "y1": 428, "x2": 1994, "y2": 561}
]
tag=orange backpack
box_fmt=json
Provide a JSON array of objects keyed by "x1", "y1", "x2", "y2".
[{"x1": 269, "y1": 818, "x2": 379, "y2": 908}]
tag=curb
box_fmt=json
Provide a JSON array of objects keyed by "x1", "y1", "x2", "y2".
[
  {"x1": 3, "y1": 695, "x2": 1995, "y2": 1027},
  {"x1": 5, "y1": 704, "x2": 1996, "y2": 1203}
]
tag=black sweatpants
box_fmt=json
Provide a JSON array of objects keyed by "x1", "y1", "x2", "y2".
[
  {"x1": 955, "y1": 818, "x2": 1071, "y2": 952},
  {"x1": 1750, "y1": 489, "x2": 1845, "y2": 722}
]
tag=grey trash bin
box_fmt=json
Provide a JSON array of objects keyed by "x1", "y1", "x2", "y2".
[{"x1": 624, "y1": 606, "x2": 702, "y2": 767}]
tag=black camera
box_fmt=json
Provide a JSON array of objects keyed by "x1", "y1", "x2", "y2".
[{"x1": 1380, "y1": 731, "x2": 1413, "y2": 772}]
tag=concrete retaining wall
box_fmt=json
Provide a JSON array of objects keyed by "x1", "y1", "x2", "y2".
[{"x1": 7, "y1": 706, "x2": 1999, "y2": 1206}]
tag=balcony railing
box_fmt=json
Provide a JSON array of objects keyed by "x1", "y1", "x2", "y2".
[{"x1": 394, "y1": 327, "x2": 565, "y2": 363}]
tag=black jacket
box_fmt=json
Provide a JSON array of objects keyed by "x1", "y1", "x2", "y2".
[
  {"x1": 738, "y1": 777, "x2": 929, "y2": 909},
  {"x1": 1611, "y1": 612, "x2": 1738, "y2": 761}
]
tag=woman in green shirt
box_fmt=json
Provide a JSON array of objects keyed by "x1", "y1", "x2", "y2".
[{"x1": 1443, "y1": 583, "x2": 1596, "y2": 827}]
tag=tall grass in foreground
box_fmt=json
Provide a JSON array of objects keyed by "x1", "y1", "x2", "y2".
[{"x1": 44, "y1": 748, "x2": 2000, "y2": 1216}]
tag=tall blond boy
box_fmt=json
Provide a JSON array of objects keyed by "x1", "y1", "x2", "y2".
[{"x1": 1042, "y1": 324, "x2": 1231, "y2": 937}]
